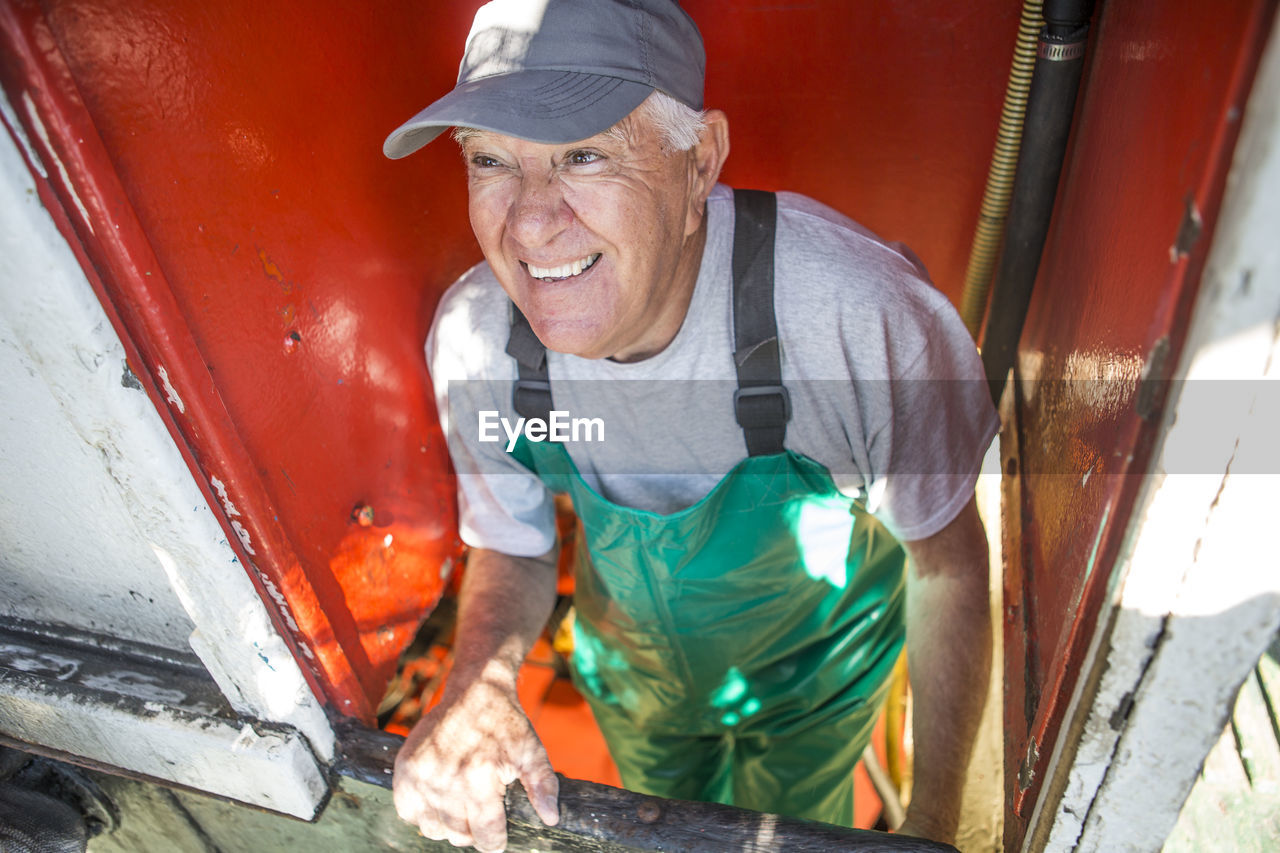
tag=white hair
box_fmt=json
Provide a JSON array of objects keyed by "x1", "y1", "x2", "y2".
[
  {"x1": 452, "y1": 90, "x2": 706, "y2": 152},
  {"x1": 634, "y1": 90, "x2": 707, "y2": 152}
]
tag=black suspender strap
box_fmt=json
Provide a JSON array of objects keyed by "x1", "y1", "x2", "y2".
[
  {"x1": 505, "y1": 304, "x2": 554, "y2": 422},
  {"x1": 731, "y1": 189, "x2": 790, "y2": 457}
]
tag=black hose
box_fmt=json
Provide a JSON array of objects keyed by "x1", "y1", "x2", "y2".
[
  {"x1": 1043, "y1": 0, "x2": 1095, "y2": 40},
  {"x1": 980, "y1": 0, "x2": 1097, "y2": 406}
]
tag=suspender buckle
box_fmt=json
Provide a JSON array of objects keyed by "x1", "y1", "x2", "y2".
[
  {"x1": 513, "y1": 379, "x2": 553, "y2": 420},
  {"x1": 733, "y1": 385, "x2": 792, "y2": 428}
]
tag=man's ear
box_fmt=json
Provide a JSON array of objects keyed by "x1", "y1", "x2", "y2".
[{"x1": 685, "y1": 109, "x2": 730, "y2": 236}]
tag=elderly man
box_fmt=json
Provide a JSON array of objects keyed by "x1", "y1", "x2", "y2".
[{"x1": 384, "y1": 1, "x2": 997, "y2": 850}]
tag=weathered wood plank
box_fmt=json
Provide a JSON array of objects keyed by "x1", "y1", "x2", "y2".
[
  {"x1": 1254, "y1": 640, "x2": 1280, "y2": 748},
  {"x1": 1199, "y1": 719, "x2": 1249, "y2": 790},
  {"x1": 1233, "y1": 666, "x2": 1280, "y2": 787},
  {"x1": 337, "y1": 722, "x2": 958, "y2": 851},
  {"x1": 504, "y1": 777, "x2": 957, "y2": 852}
]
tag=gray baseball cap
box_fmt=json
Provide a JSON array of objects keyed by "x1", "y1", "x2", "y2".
[{"x1": 383, "y1": 0, "x2": 705, "y2": 159}]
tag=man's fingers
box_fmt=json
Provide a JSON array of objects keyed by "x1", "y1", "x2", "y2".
[
  {"x1": 392, "y1": 770, "x2": 429, "y2": 825},
  {"x1": 392, "y1": 786, "x2": 418, "y2": 824},
  {"x1": 407, "y1": 794, "x2": 450, "y2": 842},
  {"x1": 520, "y1": 762, "x2": 560, "y2": 827},
  {"x1": 467, "y1": 797, "x2": 510, "y2": 853},
  {"x1": 438, "y1": 809, "x2": 475, "y2": 850},
  {"x1": 417, "y1": 815, "x2": 448, "y2": 842},
  {"x1": 444, "y1": 828, "x2": 475, "y2": 849}
]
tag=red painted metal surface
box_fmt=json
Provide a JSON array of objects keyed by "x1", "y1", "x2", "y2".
[
  {"x1": 1, "y1": 0, "x2": 1026, "y2": 720},
  {"x1": 1000, "y1": 1, "x2": 1277, "y2": 847},
  {"x1": 0, "y1": 0, "x2": 468, "y2": 721},
  {"x1": 698, "y1": 0, "x2": 1023, "y2": 305}
]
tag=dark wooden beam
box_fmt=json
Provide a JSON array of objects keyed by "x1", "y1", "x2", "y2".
[{"x1": 337, "y1": 722, "x2": 958, "y2": 852}]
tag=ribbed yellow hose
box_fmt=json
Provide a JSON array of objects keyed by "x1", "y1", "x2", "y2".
[{"x1": 959, "y1": 0, "x2": 1045, "y2": 341}]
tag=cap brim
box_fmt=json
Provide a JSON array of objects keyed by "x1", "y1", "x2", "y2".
[{"x1": 383, "y1": 70, "x2": 653, "y2": 159}]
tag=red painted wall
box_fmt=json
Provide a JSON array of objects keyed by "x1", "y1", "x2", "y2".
[
  {"x1": 999, "y1": 1, "x2": 1276, "y2": 848},
  {"x1": 1, "y1": 0, "x2": 1025, "y2": 718},
  {"x1": 699, "y1": 0, "x2": 1023, "y2": 303}
]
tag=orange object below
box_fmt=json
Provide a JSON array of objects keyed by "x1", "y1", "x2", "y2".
[
  {"x1": 521, "y1": 666, "x2": 622, "y2": 790},
  {"x1": 553, "y1": 496, "x2": 579, "y2": 597},
  {"x1": 852, "y1": 712, "x2": 890, "y2": 831}
]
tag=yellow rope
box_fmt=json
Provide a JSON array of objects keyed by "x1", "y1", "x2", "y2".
[{"x1": 959, "y1": 0, "x2": 1045, "y2": 341}]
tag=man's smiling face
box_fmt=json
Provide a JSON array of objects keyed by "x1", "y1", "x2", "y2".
[{"x1": 460, "y1": 104, "x2": 726, "y2": 362}]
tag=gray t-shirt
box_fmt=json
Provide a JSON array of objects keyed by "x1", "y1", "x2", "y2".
[{"x1": 428, "y1": 184, "x2": 998, "y2": 556}]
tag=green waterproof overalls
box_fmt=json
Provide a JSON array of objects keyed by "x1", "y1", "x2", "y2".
[{"x1": 504, "y1": 191, "x2": 907, "y2": 824}]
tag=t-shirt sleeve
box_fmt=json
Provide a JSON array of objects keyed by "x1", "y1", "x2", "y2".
[
  {"x1": 772, "y1": 192, "x2": 998, "y2": 543},
  {"x1": 870, "y1": 295, "x2": 998, "y2": 542},
  {"x1": 427, "y1": 277, "x2": 557, "y2": 557}
]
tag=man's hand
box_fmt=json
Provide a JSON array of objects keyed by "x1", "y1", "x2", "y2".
[
  {"x1": 393, "y1": 545, "x2": 562, "y2": 852},
  {"x1": 393, "y1": 672, "x2": 559, "y2": 852}
]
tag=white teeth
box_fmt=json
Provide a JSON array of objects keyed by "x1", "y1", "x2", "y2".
[{"x1": 527, "y1": 253, "x2": 600, "y2": 281}]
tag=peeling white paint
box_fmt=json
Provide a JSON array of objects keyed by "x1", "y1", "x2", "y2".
[
  {"x1": 20, "y1": 91, "x2": 92, "y2": 234},
  {"x1": 152, "y1": 544, "x2": 333, "y2": 761},
  {"x1": 0, "y1": 646, "x2": 80, "y2": 681},
  {"x1": 230, "y1": 519, "x2": 256, "y2": 555},
  {"x1": 1, "y1": 91, "x2": 334, "y2": 772},
  {"x1": 257, "y1": 577, "x2": 301, "y2": 634},
  {"x1": 155, "y1": 364, "x2": 186, "y2": 414},
  {"x1": 209, "y1": 474, "x2": 255, "y2": 554},
  {"x1": 79, "y1": 671, "x2": 190, "y2": 705},
  {"x1": 209, "y1": 475, "x2": 241, "y2": 517},
  {"x1": 0, "y1": 91, "x2": 45, "y2": 179},
  {"x1": 2, "y1": 97, "x2": 195, "y2": 649},
  {"x1": 0, "y1": 673, "x2": 327, "y2": 819},
  {"x1": 232, "y1": 725, "x2": 287, "y2": 759},
  {"x1": 232, "y1": 723, "x2": 262, "y2": 752}
]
